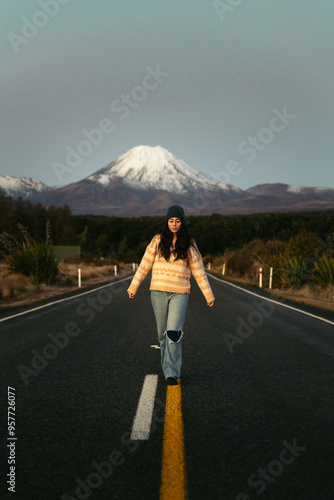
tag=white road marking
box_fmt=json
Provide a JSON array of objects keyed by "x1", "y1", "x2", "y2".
[
  {"x1": 131, "y1": 374, "x2": 158, "y2": 440},
  {"x1": 0, "y1": 275, "x2": 134, "y2": 324},
  {"x1": 208, "y1": 273, "x2": 334, "y2": 327}
]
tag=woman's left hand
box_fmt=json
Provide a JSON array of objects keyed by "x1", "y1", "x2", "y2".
[{"x1": 207, "y1": 301, "x2": 215, "y2": 307}]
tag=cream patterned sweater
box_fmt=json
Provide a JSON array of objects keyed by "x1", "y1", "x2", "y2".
[{"x1": 127, "y1": 234, "x2": 215, "y2": 304}]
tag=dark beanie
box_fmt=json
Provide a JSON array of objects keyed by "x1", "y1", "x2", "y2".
[{"x1": 166, "y1": 205, "x2": 186, "y2": 222}]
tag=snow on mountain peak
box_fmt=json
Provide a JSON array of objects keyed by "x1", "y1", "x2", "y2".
[
  {"x1": 0, "y1": 175, "x2": 50, "y2": 197},
  {"x1": 88, "y1": 145, "x2": 236, "y2": 194},
  {"x1": 287, "y1": 184, "x2": 303, "y2": 194}
]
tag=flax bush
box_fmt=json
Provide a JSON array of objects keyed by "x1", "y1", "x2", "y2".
[
  {"x1": 258, "y1": 231, "x2": 327, "y2": 290},
  {"x1": 313, "y1": 256, "x2": 334, "y2": 286},
  {"x1": 0, "y1": 225, "x2": 59, "y2": 285},
  {"x1": 274, "y1": 255, "x2": 313, "y2": 290}
]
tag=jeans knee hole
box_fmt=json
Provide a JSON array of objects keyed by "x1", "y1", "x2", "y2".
[{"x1": 167, "y1": 330, "x2": 183, "y2": 343}]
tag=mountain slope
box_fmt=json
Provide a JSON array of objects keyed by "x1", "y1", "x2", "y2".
[
  {"x1": 1, "y1": 146, "x2": 334, "y2": 215},
  {"x1": 246, "y1": 183, "x2": 334, "y2": 211},
  {"x1": 0, "y1": 175, "x2": 51, "y2": 201},
  {"x1": 247, "y1": 183, "x2": 334, "y2": 200},
  {"x1": 88, "y1": 145, "x2": 242, "y2": 196}
]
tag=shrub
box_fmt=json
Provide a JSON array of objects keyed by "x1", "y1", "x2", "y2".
[
  {"x1": 227, "y1": 240, "x2": 264, "y2": 277},
  {"x1": 263, "y1": 232, "x2": 324, "y2": 289},
  {"x1": 272, "y1": 254, "x2": 313, "y2": 290},
  {"x1": 286, "y1": 230, "x2": 321, "y2": 260},
  {"x1": 313, "y1": 256, "x2": 334, "y2": 286},
  {"x1": 0, "y1": 225, "x2": 59, "y2": 285},
  {"x1": 255, "y1": 240, "x2": 286, "y2": 265}
]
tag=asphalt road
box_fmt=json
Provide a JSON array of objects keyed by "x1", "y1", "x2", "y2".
[{"x1": 1, "y1": 274, "x2": 334, "y2": 500}]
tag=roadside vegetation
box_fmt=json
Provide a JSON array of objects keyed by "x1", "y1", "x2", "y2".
[
  {"x1": 0, "y1": 189, "x2": 333, "y2": 309},
  {"x1": 0, "y1": 260, "x2": 132, "y2": 306},
  {"x1": 207, "y1": 230, "x2": 334, "y2": 311},
  {"x1": 0, "y1": 224, "x2": 59, "y2": 285}
]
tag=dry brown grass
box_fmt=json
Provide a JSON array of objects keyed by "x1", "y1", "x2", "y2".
[
  {"x1": 0, "y1": 262, "x2": 134, "y2": 307},
  {"x1": 210, "y1": 265, "x2": 334, "y2": 312},
  {"x1": 2, "y1": 258, "x2": 333, "y2": 313},
  {"x1": 270, "y1": 284, "x2": 334, "y2": 312},
  {"x1": 60, "y1": 263, "x2": 124, "y2": 283}
]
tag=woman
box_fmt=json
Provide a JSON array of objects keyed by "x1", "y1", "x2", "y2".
[{"x1": 127, "y1": 205, "x2": 215, "y2": 385}]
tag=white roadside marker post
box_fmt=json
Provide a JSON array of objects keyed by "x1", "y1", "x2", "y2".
[{"x1": 269, "y1": 267, "x2": 273, "y2": 289}]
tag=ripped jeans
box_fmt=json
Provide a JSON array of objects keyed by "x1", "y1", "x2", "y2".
[{"x1": 150, "y1": 290, "x2": 189, "y2": 379}]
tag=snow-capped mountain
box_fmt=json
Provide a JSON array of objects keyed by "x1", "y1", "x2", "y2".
[
  {"x1": 1, "y1": 146, "x2": 334, "y2": 216},
  {"x1": 0, "y1": 175, "x2": 51, "y2": 201},
  {"x1": 88, "y1": 145, "x2": 242, "y2": 195},
  {"x1": 247, "y1": 183, "x2": 334, "y2": 200}
]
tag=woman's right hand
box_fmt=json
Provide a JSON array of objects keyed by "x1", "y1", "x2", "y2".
[{"x1": 128, "y1": 291, "x2": 135, "y2": 299}]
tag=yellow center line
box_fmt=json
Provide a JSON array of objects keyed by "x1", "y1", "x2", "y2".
[{"x1": 160, "y1": 379, "x2": 188, "y2": 500}]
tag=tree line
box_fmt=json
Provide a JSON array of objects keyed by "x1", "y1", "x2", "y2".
[
  {"x1": 0, "y1": 189, "x2": 333, "y2": 262},
  {"x1": 0, "y1": 190, "x2": 74, "y2": 245}
]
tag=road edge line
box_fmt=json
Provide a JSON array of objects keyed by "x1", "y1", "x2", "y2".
[
  {"x1": 208, "y1": 273, "x2": 334, "y2": 327},
  {"x1": 0, "y1": 275, "x2": 134, "y2": 324}
]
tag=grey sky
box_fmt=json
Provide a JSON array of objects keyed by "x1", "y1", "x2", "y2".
[{"x1": 1, "y1": 0, "x2": 333, "y2": 190}]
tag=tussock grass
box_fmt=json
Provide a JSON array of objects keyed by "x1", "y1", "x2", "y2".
[
  {"x1": 269, "y1": 284, "x2": 334, "y2": 312},
  {"x1": 0, "y1": 269, "x2": 47, "y2": 302},
  {"x1": 209, "y1": 263, "x2": 334, "y2": 312},
  {"x1": 0, "y1": 262, "x2": 133, "y2": 306},
  {"x1": 61, "y1": 263, "x2": 120, "y2": 282}
]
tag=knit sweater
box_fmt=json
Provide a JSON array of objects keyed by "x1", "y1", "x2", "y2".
[{"x1": 127, "y1": 234, "x2": 215, "y2": 304}]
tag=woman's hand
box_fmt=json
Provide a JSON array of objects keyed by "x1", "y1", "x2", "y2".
[
  {"x1": 207, "y1": 301, "x2": 215, "y2": 307},
  {"x1": 128, "y1": 291, "x2": 135, "y2": 299}
]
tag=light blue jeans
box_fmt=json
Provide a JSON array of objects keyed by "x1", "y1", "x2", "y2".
[{"x1": 150, "y1": 291, "x2": 189, "y2": 380}]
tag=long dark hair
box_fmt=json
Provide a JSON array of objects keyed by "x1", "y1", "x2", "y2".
[{"x1": 158, "y1": 221, "x2": 195, "y2": 261}]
